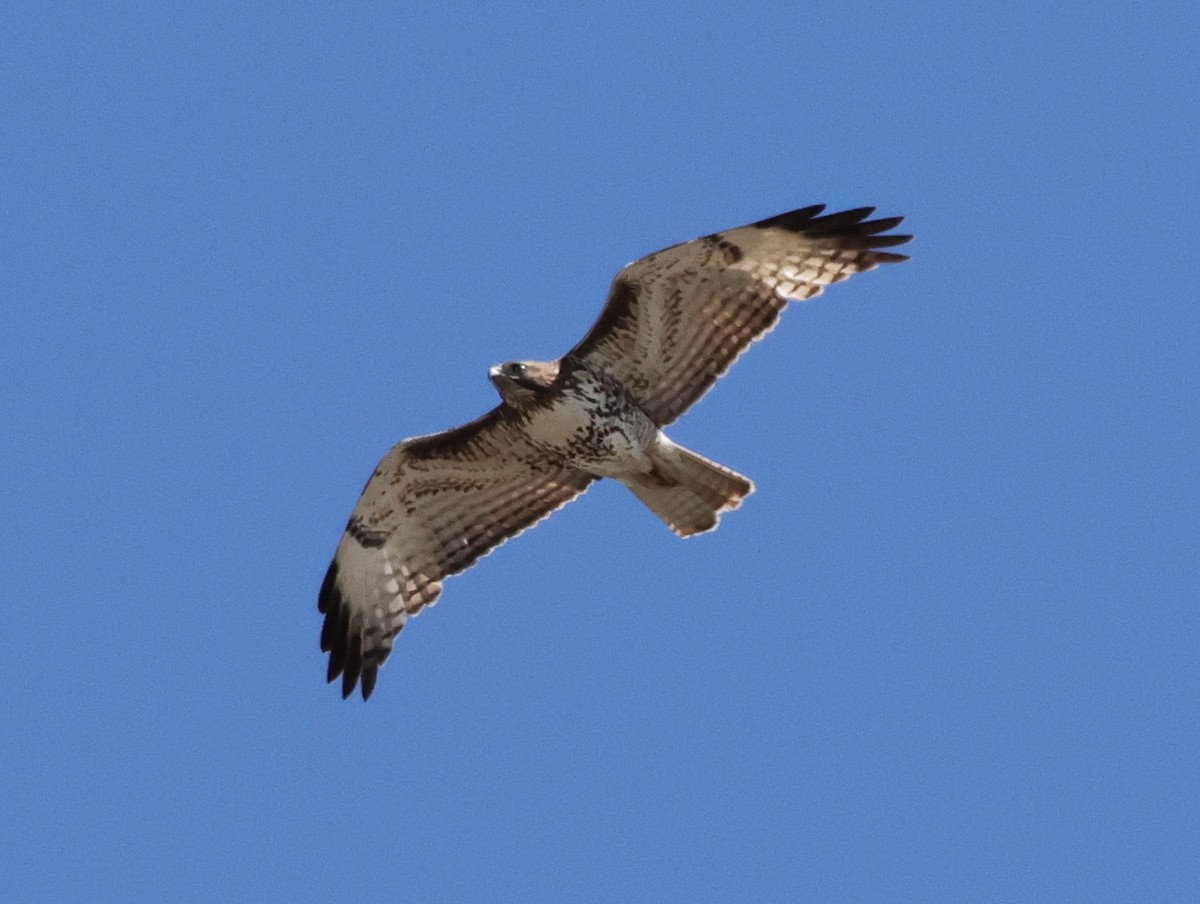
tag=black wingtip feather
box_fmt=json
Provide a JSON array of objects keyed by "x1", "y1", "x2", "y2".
[
  {"x1": 857, "y1": 215, "x2": 905, "y2": 235},
  {"x1": 807, "y1": 205, "x2": 875, "y2": 228},
  {"x1": 318, "y1": 560, "x2": 337, "y2": 614},
  {"x1": 751, "y1": 204, "x2": 912, "y2": 257},
  {"x1": 866, "y1": 233, "x2": 913, "y2": 248},
  {"x1": 326, "y1": 649, "x2": 343, "y2": 684},
  {"x1": 318, "y1": 553, "x2": 384, "y2": 701},
  {"x1": 751, "y1": 204, "x2": 826, "y2": 230},
  {"x1": 360, "y1": 667, "x2": 378, "y2": 700},
  {"x1": 341, "y1": 614, "x2": 364, "y2": 700},
  {"x1": 322, "y1": 574, "x2": 351, "y2": 685}
]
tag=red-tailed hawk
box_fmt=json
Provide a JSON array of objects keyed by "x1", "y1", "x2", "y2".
[{"x1": 320, "y1": 204, "x2": 910, "y2": 698}]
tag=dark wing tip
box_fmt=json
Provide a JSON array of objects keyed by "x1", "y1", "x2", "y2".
[
  {"x1": 751, "y1": 204, "x2": 827, "y2": 230},
  {"x1": 360, "y1": 666, "x2": 378, "y2": 700},
  {"x1": 340, "y1": 667, "x2": 357, "y2": 699},
  {"x1": 753, "y1": 203, "x2": 912, "y2": 259},
  {"x1": 318, "y1": 559, "x2": 338, "y2": 615},
  {"x1": 340, "y1": 614, "x2": 365, "y2": 699},
  {"x1": 318, "y1": 557, "x2": 370, "y2": 700},
  {"x1": 858, "y1": 215, "x2": 905, "y2": 235}
]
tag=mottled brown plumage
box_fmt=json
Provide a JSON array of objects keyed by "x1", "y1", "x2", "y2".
[{"x1": 320, "y1": 204, "x2": 910, "y2": 698}]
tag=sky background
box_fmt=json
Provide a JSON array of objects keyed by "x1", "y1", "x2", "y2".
[{"x1": 3, "y1": 3, "x2": 1198, "y2": 901}]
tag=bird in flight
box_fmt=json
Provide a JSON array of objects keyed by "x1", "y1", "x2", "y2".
[{"x1": 319, "y1": 204, "x2": 910, "y2": 698}]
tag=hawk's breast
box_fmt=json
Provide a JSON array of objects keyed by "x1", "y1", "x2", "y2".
[{"x1": 521, "y1": 365, "x2": 657, "y2": 477}]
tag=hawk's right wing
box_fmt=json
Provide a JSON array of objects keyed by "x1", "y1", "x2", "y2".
[
  {"x1": 319, "y1": 408, "x2": 594, "y2": 699},
  {"x1": 564, "y1": 205, "x2": 911, "y2": 426}
]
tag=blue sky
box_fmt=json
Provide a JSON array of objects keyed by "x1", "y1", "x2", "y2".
[{"x1": 3, "y1": 3, "x2": 1198, "y2": 901}]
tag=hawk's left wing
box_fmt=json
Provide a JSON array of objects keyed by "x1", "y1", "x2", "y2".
[
  {"x1": 319, "y1": 408, "x2": 594, "y2": 699},
  {"x1": 564, "y1": 204, "x2": 911, "y2": 426}
]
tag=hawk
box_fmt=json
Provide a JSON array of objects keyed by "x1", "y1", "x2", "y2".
[{"x1": 320, "y1": 204, "x2": 910, "y2": 698}]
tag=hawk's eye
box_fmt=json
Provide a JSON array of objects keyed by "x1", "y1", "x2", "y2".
[{"x1": 510, "y1": 363, "x2": 526, "y2": 376}]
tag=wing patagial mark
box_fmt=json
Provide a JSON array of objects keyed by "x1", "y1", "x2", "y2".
[{"x1": 347, "y1": 517, "x2": 388, "y2": 548}]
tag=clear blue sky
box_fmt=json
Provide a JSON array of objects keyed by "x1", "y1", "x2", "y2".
[{"x1": 3, "y1": 3, "x2": 1197, "y2": 901}]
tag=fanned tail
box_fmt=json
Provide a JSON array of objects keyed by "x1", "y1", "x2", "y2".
[{"x1": 621, "y1": 440, "x2": 754, "y2": 537}]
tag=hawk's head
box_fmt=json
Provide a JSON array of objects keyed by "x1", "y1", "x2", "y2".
[{"x1": 489, "y1": 360, "x2": 559, "y2": 407}]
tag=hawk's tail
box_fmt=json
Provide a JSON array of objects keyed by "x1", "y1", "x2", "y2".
[{"x1": 621, "y1": 440, "x2": 754, "y2": 537}]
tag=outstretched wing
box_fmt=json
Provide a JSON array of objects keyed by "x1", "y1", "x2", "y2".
[
  {"x1": 319, "y1": 408, "x2": 594, "y2": 700},
  {"x1": 564, "y1": 205, "x2": 911, "y2": 426}
]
